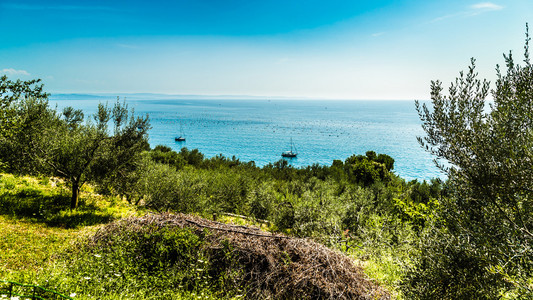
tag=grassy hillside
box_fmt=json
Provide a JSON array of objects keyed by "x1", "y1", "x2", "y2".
[
  {"x1": 0, "y1": 173, "x2": 136, "y2": 280},
  {"x1": 0, "y1": 172, "x2": 402, "y2": 299}
]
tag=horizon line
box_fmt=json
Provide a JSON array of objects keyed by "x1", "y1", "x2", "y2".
[{"x1": 49, "y1": 92, "x2": 424, "y2": 101}]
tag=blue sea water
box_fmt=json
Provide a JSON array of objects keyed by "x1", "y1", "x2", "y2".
[{"x1": 49, "y1": 98, "x2": 443, "y2": 181}]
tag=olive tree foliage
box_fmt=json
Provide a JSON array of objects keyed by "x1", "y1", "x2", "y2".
[
  {"x1": 0, "y1": 76, "x2": 49, "y2": 136},
  {"x1": 34, "y1": 99, "x2": 150, "y2": 209},
  {"x1": 0, "y1": 76, "x2": 51, "y2": 171},
  {"x1": 405, "y1": 28, "x2": 533, "y2": 298},
  {"x1": 0, "y1": 77, "x2": 151, "y2": 209}
]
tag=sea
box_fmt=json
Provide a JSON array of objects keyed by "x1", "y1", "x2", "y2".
[{"x1": 49, "y1": 97, "x2": 443, "y2": 181}]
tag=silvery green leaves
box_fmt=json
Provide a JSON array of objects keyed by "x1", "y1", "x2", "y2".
[{"x1": 406, "y1": 26, "x2": 533, "y2": 299}]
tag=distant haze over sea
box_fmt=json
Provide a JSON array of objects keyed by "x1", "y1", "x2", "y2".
[
  {"x1": 50, "y1": 93, "x2": 418, "y2": 101},
  {"x1": 50, "y1": 94, "x2": 442, "y2": 181}
]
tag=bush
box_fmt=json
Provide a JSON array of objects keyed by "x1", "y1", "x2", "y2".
[
  {"x1": 402, "y1": 220, "x2": 507, "y2": 299},
  {"x1": 149, "y1": 146, "x2": 186, "y2": 169},
  {"x1": 407, "y1": 27, "x2": 533, "y2": 298},
  {"x1": 247, "y1": 183, "x2": 275, "y2": 220},
  {"x1": 344, "y1": 153, "x2": 392, "y2": 186},
  {"x1": 49, "y1": 225, "x2": 221, "y2": 299}
]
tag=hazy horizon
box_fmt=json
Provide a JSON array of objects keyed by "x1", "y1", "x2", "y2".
[{"x1": 49, "y1": 92, "x2": 424, "y2": 101}]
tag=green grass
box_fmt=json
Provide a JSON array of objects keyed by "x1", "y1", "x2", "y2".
[
  {"x1": 0, "y1": 172, "x2": 399, "y2": 299},
  {"x1": 352, "y1": 250, "x2": 409, "y2": 300},
  {"x1": 0, "y1": 215, "x2": 86, "y2": 279},
  {"x1": 42, "y1": 225, "x2": 243, "y2": 299},
  {"x1": 0, "y1": 173, "x2": 245, "y2": 299},
  {"x1": 0, "y1": 173, "x2": 138, "y2": 281}
]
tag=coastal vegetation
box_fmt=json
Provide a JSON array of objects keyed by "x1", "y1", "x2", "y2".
[
  {"x1": 1, "y1": 29, "x2": 532, "y2": 299},
  {"x1": 404, "y1": 28, "x2": 533, "y2": 299},
  {"x1": 0, "y1": 154, "x2": 431, "y2": 299}
]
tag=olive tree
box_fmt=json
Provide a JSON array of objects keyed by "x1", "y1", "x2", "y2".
[
  {"x1": 34, "y1": 99, "x2": 150, "y2": 209},
  {"x1": 0, "y1": 76, "x2": 49, "y2": 137},
  {"x1": 404, "y1": 27, "x2": 533, "y2": 298},
  {"x1": 0, "y1": 76, "x2": 51, "y2": 171},
  {"x1": 1, "y1": 78, "x2": 151, "y2": 209}
]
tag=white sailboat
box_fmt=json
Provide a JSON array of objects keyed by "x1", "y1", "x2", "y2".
[
  {"x1": 175, "y1": 123, "x2": 186, "y2": 142},
  {"x1": 281, "y1": 138, "x2": 298, "y2": 158}
]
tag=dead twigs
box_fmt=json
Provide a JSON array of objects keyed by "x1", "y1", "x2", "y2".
[{"x1": 88, "y1": 213, "x2": 390, "y2": 300}]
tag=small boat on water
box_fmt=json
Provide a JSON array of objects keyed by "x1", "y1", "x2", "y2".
[
  {"x1": 281, "y1": 138, "x2": 298, "y2": 158},
  {"x1": 175, "y1": 122, "x2": 186, "y2": 142}
]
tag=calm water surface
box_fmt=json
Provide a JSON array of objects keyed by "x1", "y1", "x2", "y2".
[{"x1": 50, "y1": 98, "x2": 442, "y2": 181}]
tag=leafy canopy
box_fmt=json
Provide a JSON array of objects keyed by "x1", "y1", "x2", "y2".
[{"x1": 408, "y1": 25, "x2": 533, "y2": 298}]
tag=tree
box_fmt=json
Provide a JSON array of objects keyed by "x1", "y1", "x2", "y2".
[
  {"x1": 0, "y1": 80, "x2": 151, "y2": 209},
  {"x1": 344, "y1": 151, "x2": 393, "y2": 186},
  {"x1": 0, "y1": 76, "x2": 54, "y2": 173},
  {"x1": 0, "y1": 76, "x2": 49, "y2": 137},
  {"x1": 405, "y1": 26, "x2": 533, "y2": 298},
  {"x1": 35, "y1": 99, "x2": 150, "y2": 209}
]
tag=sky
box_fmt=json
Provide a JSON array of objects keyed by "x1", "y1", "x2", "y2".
[{"x1": 0, "y1": 0, "x2": 532, "y2": 100}]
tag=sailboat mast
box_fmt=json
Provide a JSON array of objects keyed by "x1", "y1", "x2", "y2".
[{"x1": 290, "y1": 137, "x2": 293, "y2": 152}]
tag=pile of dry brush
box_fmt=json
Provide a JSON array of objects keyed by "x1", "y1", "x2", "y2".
[{"x1": 88, "y1": 213, "x2": 390, "y2": 300}]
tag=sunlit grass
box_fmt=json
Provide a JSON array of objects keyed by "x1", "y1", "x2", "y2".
[
  {"x1": 353, "y1": 251, "x2": 409, "y2": 300},
  {"x1": 0, "y1": 172, "x2": 223, "y2": 299},
  {"x1": 0, "y1": 173, "x2": 138, "y2": 281},
  {"x1": 0, "y1": 215, "x2": 95, "y2": 279},
  {"x1": 0, "y1": 172, "x2": 403, "y2": 299}
]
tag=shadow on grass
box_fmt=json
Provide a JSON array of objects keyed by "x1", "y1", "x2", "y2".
[
  {"x1": 44, "y1": 210, "x2": 114, "y2": 229},
  {"x1": 0, "y1": 189, "x2": 115, "y2": 229}
]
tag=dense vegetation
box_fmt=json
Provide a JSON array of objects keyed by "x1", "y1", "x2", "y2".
[
  {"x1": 0, "y1": 156, "x2": 432, "y2": 299},
  {"x1": 1, "y1": 28, "x2": 532, "y2": 299},
  {"x1": 403, "y1": 29, "x2": 533, "y2": 299}
]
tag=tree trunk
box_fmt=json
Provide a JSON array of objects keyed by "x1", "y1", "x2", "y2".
[{"x1": 71, "y1": 181, "x2": 80, "y2": 209}]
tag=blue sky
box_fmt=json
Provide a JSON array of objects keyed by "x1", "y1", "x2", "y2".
[{"x1": 1, "y1": 0, "x2": 531, "y2": 99}]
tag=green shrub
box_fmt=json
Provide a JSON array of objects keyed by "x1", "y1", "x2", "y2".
[
  {"x1": 402, "y1": 222, "x2": 507, "y2": 299},
  {"x1": 149, "y1": 145, "x2": 186, "y2": 169},
  {"x1": 344, "y1": 154, "x2": 391, "y2": 186},
  {"x1": 247, "y1": 183, "x2": 275, "y2": 220},
  {"x1": 45, "y1": 224, "x2": 244, "y2": 299}
]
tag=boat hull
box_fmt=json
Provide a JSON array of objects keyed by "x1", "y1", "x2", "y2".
[{"x1": 281, "y1": 151, "x2": 297, "y2": 158}]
